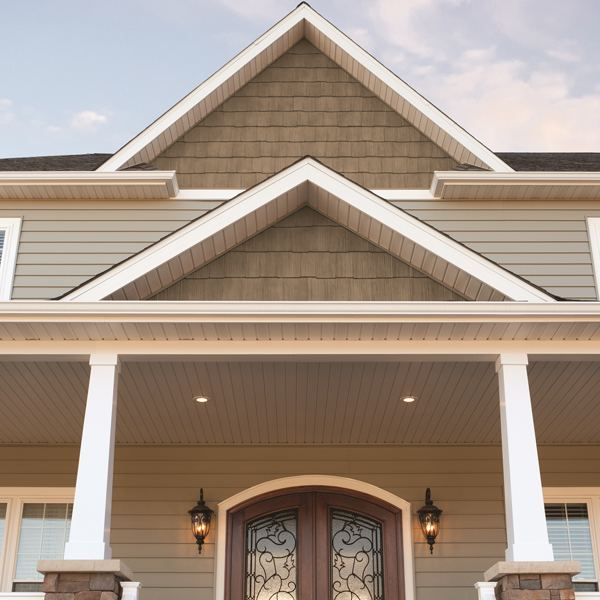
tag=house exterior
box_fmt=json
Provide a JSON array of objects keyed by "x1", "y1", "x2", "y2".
[{"x1": 2, "y1": 4, "x2": 600, "y2": 600}]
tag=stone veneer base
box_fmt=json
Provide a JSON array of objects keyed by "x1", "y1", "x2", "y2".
[
  {"x1": 484, "y1": 561, "x2": 581, "y2": 600},
  {"x1": 36, "y1": 559, "x2": 133, "y2": 600}
]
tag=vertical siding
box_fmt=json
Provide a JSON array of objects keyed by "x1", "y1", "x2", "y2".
[{"x1": 1, "y1": 444, "x2": 599, "y2": 600}]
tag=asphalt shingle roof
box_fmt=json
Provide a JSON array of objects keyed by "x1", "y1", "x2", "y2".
[{"x1": 0, "y1": 153, "x2": 113, "y2": 171}]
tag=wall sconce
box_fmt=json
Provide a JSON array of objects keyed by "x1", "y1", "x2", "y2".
[
  {"x1": 417, "y1": 488, "x2": 442, "y2": 554},
  {"x1": 188, "y1": 488, "x2": 214, "y2": 555}
]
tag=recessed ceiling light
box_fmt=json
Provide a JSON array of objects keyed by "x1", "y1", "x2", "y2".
[
  {"x1": 193, "y1": 396, "x2": 210, "y2": 403},
  {"x1": 402, "y1": 396, "x2": 417, "y2": 403}
]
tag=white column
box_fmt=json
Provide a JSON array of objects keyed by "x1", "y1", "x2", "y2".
[
  {"x1": 496, "y1": 354, "x2": 554, "y2": 562},
  {"x1": 64, "y1": 354, "x2": 120, "y2": 560}
]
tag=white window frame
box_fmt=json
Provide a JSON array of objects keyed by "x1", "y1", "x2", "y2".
[
  {"x1": 0, "y1": 488, "x2": 74, "y2": 596},
  {"x1": 544, "y1": 488, "x2": 600, "y2": 596},
  {"x1": 586, "y1": 218, "x2": 600, "y2": 301},
  {"x1": 0, "y1": 218, "x2": 22, "y2": 301}
]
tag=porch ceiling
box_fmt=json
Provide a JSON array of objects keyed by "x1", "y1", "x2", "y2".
[{"x1": 0, "y1": 359, "x2": 598, "y2": 445}]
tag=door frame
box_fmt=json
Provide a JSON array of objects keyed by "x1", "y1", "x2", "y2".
[{"x1": 214, "y1": 475, "x2": 415, "y2": 600}]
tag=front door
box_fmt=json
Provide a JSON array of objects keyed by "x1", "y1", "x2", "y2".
[{"x1": 226, "y1": 487, "x2": 404, "y2": 600}]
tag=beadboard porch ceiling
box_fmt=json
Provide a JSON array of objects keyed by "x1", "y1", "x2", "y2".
[{"x1": 0, "y1": 359, "x2": 598, "y2": 445}]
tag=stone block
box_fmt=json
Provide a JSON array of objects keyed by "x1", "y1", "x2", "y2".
[
  {"x1": 521, "y1": 574, "x2": 542, "y2": 580},
  {"x1": 558, "y1": 591, "x2": 575, "y2": 600},
  {"x1": 61, "y1": 573, "x2": 91, "y2": 582},
  {"x1": 43, "y1": 573, "x2": 59, "y2": 592},
  {"x1": 541, "y1": 575, "x2": 573, "y2": 590},
  {"x1": 521, "y1": 578, "x2": 542, "y2": 590},
  {"x1": 550, "y1": 592, "x2": 560, "y2": 600},
  {"x1": 45, "y1": 594, "x2": 76, "y2": 600},
  {"x1": 90, "y1": 573, "x2": 116, "y2": 591},
  {"x1": 74, "y1": 592, "x2": 102, "y2": 600},
  {"x1": 100, "y1": 593, "x2": 118, "y2": 600},
  {"x1": 58, "y1": 580, "x2": 92, "y2": 593},
  {"x1": 501, "y1": 575, "x2": 520, "y2": 591},
  {"x1": 497, "y1": 592, "x2": 508, "y2": 600},
  {"x1": 507, "y1": 591, "x2": 551, "y2": 600}
]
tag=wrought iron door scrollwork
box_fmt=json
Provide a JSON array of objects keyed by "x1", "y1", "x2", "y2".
[
  {"x1": 330, "y1": 509, "x2": 384, "y2": 600},
  {"x1": 245, "y1": 509, "x2": 298, "y2": 600}
]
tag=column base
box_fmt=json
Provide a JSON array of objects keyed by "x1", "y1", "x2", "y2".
[
  {"x1": 37, "y1": 560, "x2": 133, "y2": 600},
  {"x1": 484, "y1": 562, "x2": 581, "y2": 600}
]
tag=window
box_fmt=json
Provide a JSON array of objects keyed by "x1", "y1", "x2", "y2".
[
  {"x1": 0, "y1": 489, "x2": 74, "y2": 594},
  {"x1": 0, "y1": 218, "x2": 21, "y2": 301},
  {"x1": 544, "y1": 488, "x2": 600, "y2": 593}
]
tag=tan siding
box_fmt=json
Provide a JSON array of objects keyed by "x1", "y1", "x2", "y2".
[
  {"x1": 149, "y1": 207, "x2": 466, "y2": 301},
  {"x1": 150, "y1": 40, "x2": 458, "y2": 189},
  {"x1": 398, "y1": 199, "x2": 600, "y2": 301},
  {"x1": 0, "y1": 199, "x2": 218, "y2": 299},
  {"x1": 1, "y1": 443, "x2": 598, "y2": 600}
]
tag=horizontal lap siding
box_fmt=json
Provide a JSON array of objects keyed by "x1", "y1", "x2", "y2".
[
  {"x1": 0, "y1": 199, "x2": 219, "y2": 299},
  {"x1": 1, "y1": 444, "x2": 599, "y2": 600},
  {"x1": 399, "y1": 200, "x2": 600, "y2": 300}
]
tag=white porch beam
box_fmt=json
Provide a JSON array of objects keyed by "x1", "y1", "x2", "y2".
[
  {"x1": 64, "y1": 354, "x2": 120, "y2": 560},
  {"x1": 495, "y1": 354, "x2": 554, "y2": 562}
]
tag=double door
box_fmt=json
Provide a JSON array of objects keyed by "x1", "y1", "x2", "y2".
[{"x1": 226, "y1": 487, "x2": 404, "y2": 600}]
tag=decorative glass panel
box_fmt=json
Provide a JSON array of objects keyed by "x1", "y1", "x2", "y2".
[
  {"x1": 331, "y1": 509, "x2": 384, "y2": 600},
  {"x1": 246, "y1": 509, "x2": 297, "y2": 600},
  {"x1": 0, "y1": 503, "x2": 6, "y2": 556},
  {"x1": 545, "y1": 503, "x2": 596, "y2": 581},
  {"x1": 15, "y1": 503, "x2": 73, "y2": 581}
]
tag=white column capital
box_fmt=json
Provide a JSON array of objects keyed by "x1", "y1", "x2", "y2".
[
  {"x1": 89, "y1": 354, "x2": 121, "y2": 371},
  {"x1": 495, "y1": 353, "x2": 528, "y2": 372}
]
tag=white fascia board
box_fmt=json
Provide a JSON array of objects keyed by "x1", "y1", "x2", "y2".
[
  {"x1": 97, "y1": 4, "x2": 512, "y2": 174},
  {"x1": 431, "y1": 171, "x2": 600, "y2": 198},
  {"x1": 97, "y1": 7, "x2": 309, "y2": 173},
  {"x1": 0, "y1": 171, "x2": 179, "y2": 198},
  {"x1": 175, "y1": 189, "x2": 436, "y2": 201},
  {"x1": 371, "y1": 190, "x2": 435, "y2": 200},
  {"x1": 1, "y1": 300, "x2": 600, "y2": 321},
  {"x1": 61, "y1": 158, "x2": 553, "y2": 302}
]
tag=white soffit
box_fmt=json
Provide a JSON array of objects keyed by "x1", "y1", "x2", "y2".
[
  {"x1": 0, "y1": 171, "x2": 179, "y2": 200},
  {"x1": 96, "y1": 4, "x2": 512, "y2": 174},
  {"x1": 60, "y1": 158, "x2": 554, "y2": 303},
  {"x1": 432, "y1": 172, "x2": 600, "y2": 200}
]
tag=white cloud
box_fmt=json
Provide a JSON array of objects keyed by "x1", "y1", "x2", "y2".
[
  {"x1": 0, "y1": 99, "x2": 15, "y2": 125},
  {"x1": 70, "y1": 110, "x2": 108, "y2": 133},
  {"x1": 47, "y1": 125, "x2": 62, "y2": 133},
  {"x1": 218, "y1": 0, "x2": 284, "y2": 21}
]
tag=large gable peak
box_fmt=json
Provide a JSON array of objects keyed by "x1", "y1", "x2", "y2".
[{"x1": 97, "y1": 4, "x2": 512, "y2": 175}]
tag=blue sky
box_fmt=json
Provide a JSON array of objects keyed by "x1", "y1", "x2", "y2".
[{"x1": 1, "y1": 0, "x2": 599, "y2": 159}]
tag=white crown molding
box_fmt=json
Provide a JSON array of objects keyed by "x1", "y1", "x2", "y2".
[
  {"x1": 96, "y1": 4, "x2": 512, "y2": 173},
  {"x1": 431, "y1": 171, "x2": 600, "y2": 200},
  {"x1": 57, "y1": 158, "x2": 553, "y2": 303},
  {"x1": 0, "y1": 171, "x2": 179, "y2": 200}
]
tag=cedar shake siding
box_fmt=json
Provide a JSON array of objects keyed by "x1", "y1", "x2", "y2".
[
  {"x1": 150, "y1": 40, "x2": 458, "y2": 189},
  {"x1": 149, "y1": 207, "x2": 466, "y2": 301}
]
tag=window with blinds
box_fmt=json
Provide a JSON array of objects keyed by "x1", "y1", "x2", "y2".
[
  {"x1": 12, "y1": 503, "x2": 73, "y2": 592},
  {"x1": 545, "y1": 503, "x2": 598, "y2": 592},
  {"x1": 0, "y1": 229, "x2": 5, "y2": 265}
]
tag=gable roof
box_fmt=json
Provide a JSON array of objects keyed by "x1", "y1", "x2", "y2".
[
  {"x1": 60, "y1": 157, "x2": 555, "y2": 303},
  {"x1": 96, "y1": 4, "x2": 512, "y2": 174}
]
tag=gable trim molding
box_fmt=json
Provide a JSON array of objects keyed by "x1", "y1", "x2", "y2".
[
  {"x1": 60, "y1": 158, "x2": 555, "y2": 303},
  {"x1": 96, "y1": 4, "x2": 512, "y2": 174}
]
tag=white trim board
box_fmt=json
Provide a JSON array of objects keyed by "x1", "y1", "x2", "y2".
[
  {"x1": 214, "y1": 475, "x2": 416, "y2": 600},
  {"x1": 60, "y1": 158, "x2": 553, "y2": 303},
  {"x1": 587, "y1": 218, "x2": 600, "y2": 301},
  {"x1": 96, "y1": 4, "x2": 511, "y2": 174}
]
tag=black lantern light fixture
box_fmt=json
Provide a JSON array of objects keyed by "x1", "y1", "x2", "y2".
[
  {"x1": 188, "y1": 488, "x2": 214, "y2": 554},
  {"x1": 417, "y1": 488, "x2": 442, "y2": 554}
]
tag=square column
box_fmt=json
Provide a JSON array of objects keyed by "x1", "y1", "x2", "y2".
[
  {"x1": 64, "y1": 354, "x2": 120, "y2": 560},
  {"x1": 495, "y1": 354, "x2": 554, "y2": 562}
]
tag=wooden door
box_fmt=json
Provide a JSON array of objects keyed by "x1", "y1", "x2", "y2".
[{"x1": 226, "y1": 487, "x2": 404, "y2": 600}]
